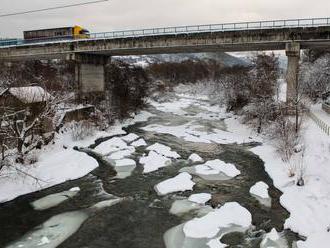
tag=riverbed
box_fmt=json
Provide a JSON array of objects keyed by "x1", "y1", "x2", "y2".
[{"x1": 0, "y1": 93, "x2": 299, "y2": 248}]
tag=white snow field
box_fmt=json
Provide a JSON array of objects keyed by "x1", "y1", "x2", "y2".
[
  {"x1": 155, "y1": 172, "x2": 195, "y2": 195},
  {"x1": 0, "y1": 110, "x2": 154, "y2": 203},
  {"x1": 248, "y1": 119, "x2": 330, "y2": 247},
  {"x1": 0, "y1": 148, "x2": 98, "y2": 203}
]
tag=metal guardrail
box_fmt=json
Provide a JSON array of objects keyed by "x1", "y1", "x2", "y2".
[
  {"x1": 89, "y1": 17, "x2": 330, "y2": 39},
  {"x1": 309, "y1": 111, "x2": 330, "y2": 136},
  {"x1": 1, "y1": 17, "x2": 330, "y2": 47}
]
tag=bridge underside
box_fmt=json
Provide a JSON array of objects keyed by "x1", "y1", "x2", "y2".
[{"x1": 1, "y1": 26, "x2": 330, "y2": 101}]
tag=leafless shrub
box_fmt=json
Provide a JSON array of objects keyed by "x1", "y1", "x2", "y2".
[{"x1": 69, "y1": 120, "x2": 95, "y2": 141}]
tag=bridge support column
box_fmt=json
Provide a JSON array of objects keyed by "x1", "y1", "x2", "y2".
[
  {"x1": 285, "y1": 42, "x2": 300, "y2": 103},
  {"x1": 72, "y1": 53, "x2": 110, "y2": 102}
]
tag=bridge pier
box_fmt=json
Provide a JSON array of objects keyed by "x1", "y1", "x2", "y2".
[
  {"x1": 285, "y1": 42, "x2": 300, "y2": 102},
  {"x1": 71, "y1": 53, "x2": 110, "y2": 101}
]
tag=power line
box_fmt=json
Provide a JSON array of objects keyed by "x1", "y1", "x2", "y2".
[{"x1": 0, "y1": 0, "x2": 109, "y2": 18}]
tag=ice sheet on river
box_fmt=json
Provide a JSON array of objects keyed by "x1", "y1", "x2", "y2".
[
  {"x1": 155, "y1": 172, "x2": 195, "y2": 195},
  {"x1": 142, "y1": 121, "x2": 255, "y2": 145},
  {"x1": 165, "y1": 202, "x2": 252, "y2": 248},
  {"x1": 249, "y1": 181, "x2": 272, "y2": 207},
  {"x1": 180, "y1": 159, "x2": 240, "y2": 181},
  {"x1": 139, "y1": 151, "x2": 172, "y2": 173},
  {"x1": 31, "y1": 187, "x2": 80, "y2": 211},
  {"x1": 147, "y1": 143, "x2": 181, "y2": 159},
  {"x1": 6, "y1": 198, "x2": 124, "y2": 248}
]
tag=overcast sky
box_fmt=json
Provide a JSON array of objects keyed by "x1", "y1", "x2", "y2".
[{"x1": 1, "y1": 0, "x2": 330, "y2": 37}]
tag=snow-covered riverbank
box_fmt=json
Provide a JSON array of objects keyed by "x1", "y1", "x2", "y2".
[{"x1": 225, "y1": 103, "x2": 330, "y2": 247}]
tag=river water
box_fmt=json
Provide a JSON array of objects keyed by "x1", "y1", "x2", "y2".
[{"x1": 0, "y1": 94, "x2": 300, "y2": 248}]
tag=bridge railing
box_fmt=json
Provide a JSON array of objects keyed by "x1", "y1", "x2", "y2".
[
  {"x1": 1, "y1": 17, "x2": 330, "y2": 47},
  {"x1": 89, "y1": 17, "x2": 330, "y2": 39}
]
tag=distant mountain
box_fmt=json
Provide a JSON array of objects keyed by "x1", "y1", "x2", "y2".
[{"x1": 113, "y1": 52, "x2": 248, "y2": 67}]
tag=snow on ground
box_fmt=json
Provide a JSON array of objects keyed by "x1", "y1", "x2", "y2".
[
  {"x1": 0, "y1": 147, "x2": 98, "y2": 203},
  {"x1": 310, "y1": 103, "x2": 330, "y2": 125},
  {"x1": 195, "y1": 159, "x2": 241, "y2": 178},
  {"x1": 139, "y1": 151, "x2": 172, "y2": 173},
  {"x1": 188, "y1": 193, "x2": 211, "y2": 204},
  {"x1": 183, "y1": 202, "x2": 252, "y2": 239},
  {"x1": 31, "y1": 187, "x2": 80, "y2": 211},
  {"x1": 249, "y1": 181, "x2": 270, "y2": 199},
  {"x1": 155, "y1": 172, "x2": 195, "y2": 195},
  {"x1": 250, "y1": 119, "x2": 330, "y2": 247},
  {"x1": 0, "y1": 109, "x2": 154, "y2": 203},
  {"x1": 188, "y1": 153, "x2": 204, "y2": 163},
  {"x1": 146, "y1": 143, "x2": 181, "y2": 159}
]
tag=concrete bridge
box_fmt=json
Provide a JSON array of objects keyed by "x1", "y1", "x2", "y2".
[{"x1": 1, "y1": 17, "x2": 330, "y2": 101}]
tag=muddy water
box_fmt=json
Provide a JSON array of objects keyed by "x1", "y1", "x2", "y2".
[{"x1": 0, "y1": 98, "x2": 299, "y2": 248}]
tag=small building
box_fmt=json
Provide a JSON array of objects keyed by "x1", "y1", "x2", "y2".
[
  {"x1": 0, "y1": 86, "x2": 53, "y2": 114},
  {"x1": 0, "y1": 86, "x2": 54, "y2": 133}
]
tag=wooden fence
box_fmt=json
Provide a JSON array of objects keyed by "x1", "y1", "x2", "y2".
[{"x1": 309, "y1": 111, "x2": 330, "y2": 136}]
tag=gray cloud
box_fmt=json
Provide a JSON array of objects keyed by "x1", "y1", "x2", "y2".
[{"x1": 1, "y1": 0, "x2": 330, "y2": 37}]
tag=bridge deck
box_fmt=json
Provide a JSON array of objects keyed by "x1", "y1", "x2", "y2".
[{"x1": 1, "y1": 17, "x2": 330, "y2": 60}]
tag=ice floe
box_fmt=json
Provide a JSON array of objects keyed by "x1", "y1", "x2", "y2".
[
  {"x1": 181, "y1": 159, "x2": 240, "y2": 181},
  {"x1": 249, "y1": 181, "x2": 271, "y2": 207},
  {"x1": 121, "y1": 133, "x2": 139, "y2": 143},
  {"x1": 188, "y1": 153, "x2": 204, "y2": 163},
  {"x1": 7, "y1": 198, "x2": 124, "y2": 248},
  {"x1": 113, "y1": 159, "x2": 136, "y2": 179},
  {"x1": 155, "y1": 172, "x2": 195, "y2": 195},
  {"x1": 94, "y1": 137, "x2": 129, "y2": 155},
  {"x1": 260, "y1": 228, "x2": 288, "y2": 248},
  {"x1": 139, "y1": 151, "x2": 172, "y2": 173},
  {"x1": 183, "y1": 202, "x2": 252, "y2": 239},
  {"x1": 31, "y1": 187, "x2": 80, "y2": 211},
  {"x1": 131, "y1": 138, "x2": 147, "y2": 147},
  {"x1": 147, "y1": 143, "x2": 181, "y2": 159},
  {"x1": 188, "y1": 193, "x2": 212, "y2": 204}
]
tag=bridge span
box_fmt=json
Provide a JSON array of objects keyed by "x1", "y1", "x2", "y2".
[{"x1": 1, "y1": 17, "x2": 330, "y2": 101}]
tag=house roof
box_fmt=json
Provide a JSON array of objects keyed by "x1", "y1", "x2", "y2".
[{"x1": 0, "y1": 86, "x2": 53, "y2": 104}]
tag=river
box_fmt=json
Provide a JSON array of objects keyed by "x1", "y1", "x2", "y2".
[{"x1": 0, "y1": 93, "x2": 300, "y2": 248}]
